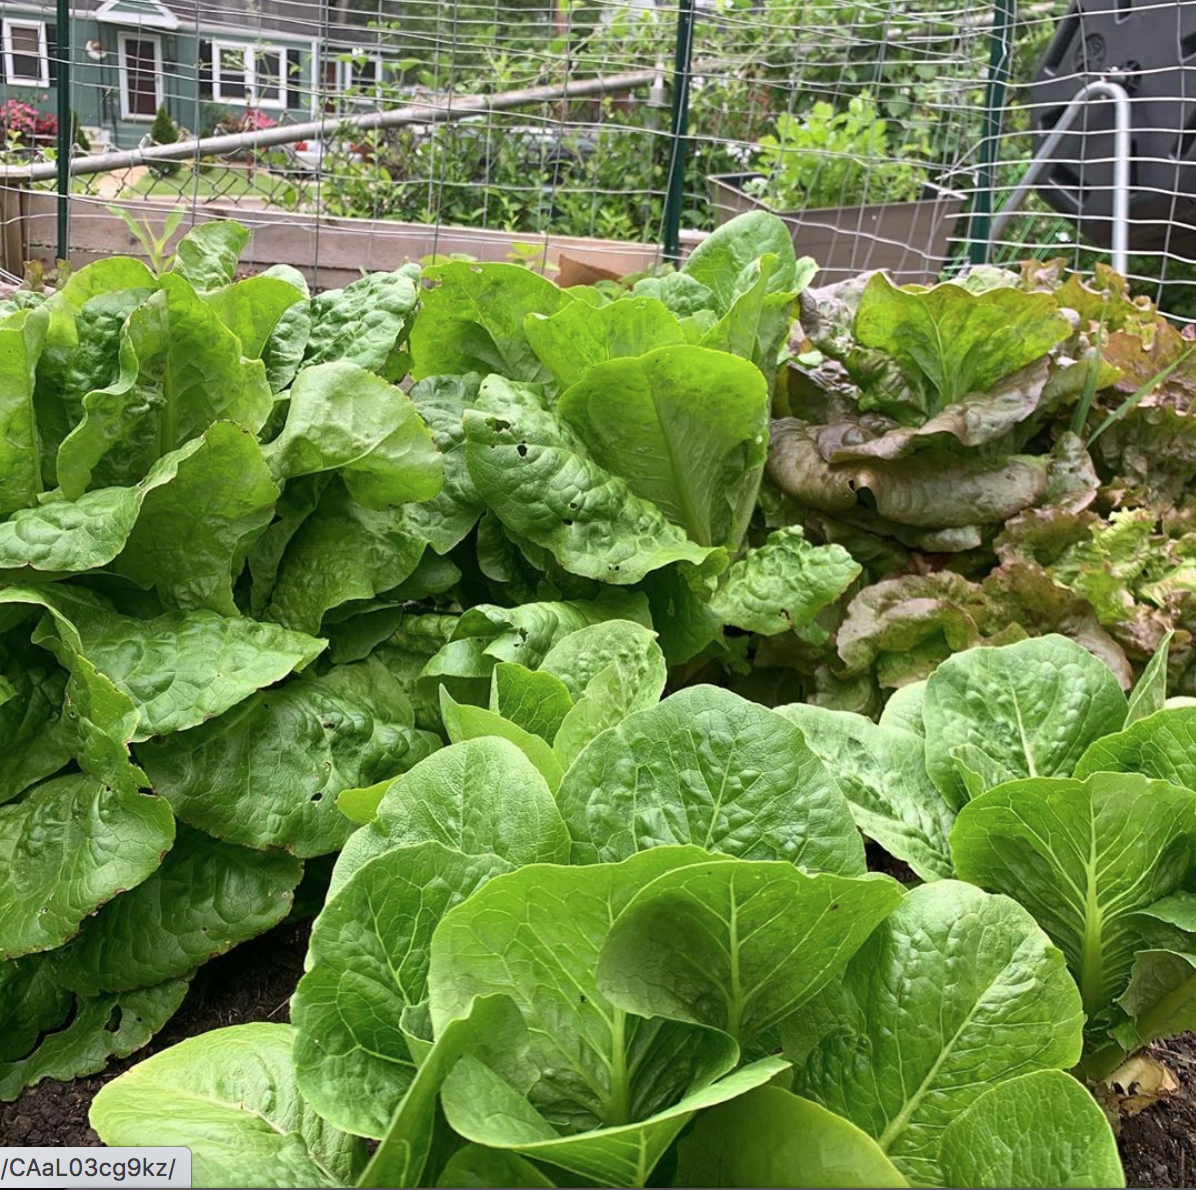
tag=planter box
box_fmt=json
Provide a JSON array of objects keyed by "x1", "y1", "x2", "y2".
[{"x1": 708, "y1": 173, "x2": 964, "y2": 285}]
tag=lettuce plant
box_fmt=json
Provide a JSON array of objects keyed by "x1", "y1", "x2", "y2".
[
  {"x1": 89, "y1": 627, "x2": 1122, "y2": 1188},
  {"x1": 782, "y1": 631, "x2": 1196, "y2": 1078},
  {"x1": 1, "y1": 211, "x2": 869, "y2": 1099}
]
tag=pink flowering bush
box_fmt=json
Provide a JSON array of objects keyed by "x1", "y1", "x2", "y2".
[{"x1": 0, "y1": 100, "x2": 56, "y2": 146}]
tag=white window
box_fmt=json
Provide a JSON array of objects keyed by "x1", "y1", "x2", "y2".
[
  {"x1": 212, "y1": 41, "x2": 288, "y2": 109},
  {"x1": 322, "y1": 48, "x2": 382, "y2": 107},
  {"x1": 3, "y1": 20, "x2": 48, "y2": 88},
  {"x1": 118, "y1": 33, "x2": 163, "y2": 120}
]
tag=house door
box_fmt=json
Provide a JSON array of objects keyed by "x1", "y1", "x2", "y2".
[{"x1": 120, "y1": 35, "x2": 162, "y2": 120}]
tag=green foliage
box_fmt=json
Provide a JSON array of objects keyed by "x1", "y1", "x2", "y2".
[{"x1": 745, "y1": 93, "x2": 935, "y2": 211}]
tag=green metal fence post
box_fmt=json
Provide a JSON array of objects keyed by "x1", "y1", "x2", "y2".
[
  {"x1": 968, "y1": 0, "x2": 1017, "y2": 265},
  {"x1": 662, "y1": 0, "x2": 696, "y2": 264},
  {"x1": 55, "y1": 0, "x2": 70, "y2": 263}
]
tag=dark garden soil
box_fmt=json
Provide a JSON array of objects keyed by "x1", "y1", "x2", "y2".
[
  {"x1": 1119, "y1": 1034, "x2": 1196, "y2": 1188},
  {"x1": 6, "y1": 917, "x2": 1196, "y2": 1188},
  {"x1": 0, "y1": 919, "x2": 311, "y2": 1148}
]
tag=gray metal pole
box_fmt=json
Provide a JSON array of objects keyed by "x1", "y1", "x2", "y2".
[
  {"x1": 0, "y1": 66, "x2": 670, "y2": 182},
  {"x1": 987, "y1": 79, "x2": 1132, "y2": 276}
]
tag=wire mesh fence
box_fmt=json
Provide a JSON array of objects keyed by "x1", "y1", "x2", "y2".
[{"x1": 0, "y1": 0, "x2": 1194, "y2": 313}]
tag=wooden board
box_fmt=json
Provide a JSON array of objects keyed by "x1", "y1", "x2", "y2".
[{"x1": 15, "y1": 191, "x2": 705, "y2": 287}]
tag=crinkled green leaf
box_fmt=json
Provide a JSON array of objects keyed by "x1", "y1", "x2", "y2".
[
  {"x1": 464, "y1": 377, "x2": 715, "y2": 583},
  {"x1": 50, "y1": 596, "x2": 325, "y2": 740},
  {"x1": 114, "y1": 421, "x2": 279, "y2": 614},
  {"x1": 0, "y1": 424, "x2": 275, "y2": 598},
  {"x1": 0, "y1": 636, "x2": 70, "y2": 803},
  {"x1": 90, "y1": 1023, "x2": 366, "y2": 1188},
  {"x1": 557, "y1": 685, "x2": 865, "y2": 873},
  {"x1": 411, "y1": 261, "x2": 572, "y2": 383},
  {"x1": 56, "y1": 275, "x2": 273, "y2": 499},
  {"x1": 938, "y1": 1070, "x2": 1125, "y2": 1189},
  {"x1": 172, "y1": 221, "x2": 250, "y2": 291},
  {"x1": 852, "y1": 273, "x2": 1072, "y2": 421},
  {"x1": 922, "y1": 634, "x2": 1127, "y2": 809},
  {"x1": 262, "y1": 299, "x2": 312, "y2": 393},
  {"x1": 776, "y1": 703, "x2": 955, "y2": 880},
  {"x1": 265, "y1": 482, "x2": 426, "y2": 634},
  {"x1": 784, "y1": 881, "x2": 1085, "y2": 1186},
  {"x1": 405, "y1": 373, "x2": 484, "y2": 554},
  {"x1": 542, "y1": 621, "x2": 667, "y2": 768},
  {"x1": 0, "y1": 978, "x2": 188, "y2": 1102},
  {"x1": 524, "y1": 295, "x2": 685, "y2": 391},
  {"x1": 263, "y1": 361, "x2": 443, "y2": 508},
  {"x1": 557, "y1": 346, "x2": 768, "y2": 551},
  {"x1": 672, "y1": 1086, "x2": 909, "y2": 1189},
  {"x1": 55, "y1": 826, "x2": 301, "y2": 994},
  {"x1": 0, "y1": 307, "x2": 49, "y2": 516},
  {"x1": 711, "y1": 526, "x2": 860, "y2": 637},
  {"x1": 292, "y1": 842, "x2": 509, "y2": 1138},
  {"x1": 0, "y1": 773, "x2": 175, "y2": 960},
  {"x1": 141, "y1": 664, "x2": 434, "y2": 857}
]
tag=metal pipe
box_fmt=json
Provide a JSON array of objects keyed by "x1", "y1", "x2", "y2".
[
  {"x1": 1, "y1": 66, "x2": 667, "y2": 183},
  {"x1": 988, "y1": 79, "x2": 1132, "y2": 276},
  {"x1": 662, "y1": 0, "x2": 696, "y2": 264},
  {"x1": 968, "y1": 0, "x2": 1016, "y2": 265},
  {"x1": 54, "y1": 0, "x2": 70, "y2": 259}
]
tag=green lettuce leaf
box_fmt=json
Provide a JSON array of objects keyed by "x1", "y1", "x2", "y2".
[
  {"x1": 0, "y1": 978, "x2": 188, "y2": 1102},
  {"x1": 0, "y1": 773, "x2": 175, "y2": 960},
  {"x1": 56, "y1": 274, "x2": 273, "y2": 499},
  {"x1": 302, "y1": 268, "x2": 420, "y2": 375},
  {"x1": 90, "y1": 1023, "x2": 366, "y2": 1188},
  {"x1": 464, "y1": 377, "x2": 716, "y2": 583},
  {"x1": 411, "y1": 261, "x2": 572, "y2": 383},
  {"x1": 263, "y1": 361, "x2": 443, "y2": 508},
  {"x1": 524, "y1": 295, "x2": 685, "y2": 391},
  {"x1": 141, "y1": 664, "x2": 435, "y2": 857},
  {"x1": 951, "y1": 772, "x2": 1196, "y2": 1021},
  {"x1": 292, "y1": 842, "x2": 509, "y2": 1138},
  {"x1": 938, "y1": 1070, "x2": 1124, "y2": 1188},
  {"x1": 556, "y1": 685, "x2": 865, "y2": 873},
  {"x1": 852, "y1": 273, "x2": 1072, "y2": 422},
  {"x1": 672, "y1": 1086, "x2": 908, "y2": 1188},
  {"x1": 784, "y1": 881, "x2": 1084, "y2": 1186},
  {"x1": 0, "y1": 307, "x2": 49, "y2": 516},
  {"x1": 596, "y1": 859, "x2": 902, "y2": 1051},
  {"x1": 710, "y1": 526, "x2": 860, "y2": 637},
  {"x1": 922, "y1": 634, "x2": 1127, "y2": 809},
  {"x1": 557, "y1": 345, "x2": 767, "y2": 551},
  {"x1": 332, "y1": 737, "x2": 567, "y2": 893},
  {"x1": 54, "y1": 826, "x2": 301, "y2": 994}
]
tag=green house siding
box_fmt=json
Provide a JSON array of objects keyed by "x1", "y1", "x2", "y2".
[{"x1": 0, "y1": 5, "x2": 329, "y2": 149}]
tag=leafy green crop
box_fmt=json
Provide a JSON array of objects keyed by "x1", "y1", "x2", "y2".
[
  {"x1": 783, "y1": 631, "x2": 1196, "y2": 1080},
  {"x1": 0, "y1": 212, "x2": 866, "y2": 1102},
  {"x1": 90, "y1": 627, "x2": 1122, "y2": 1187}
]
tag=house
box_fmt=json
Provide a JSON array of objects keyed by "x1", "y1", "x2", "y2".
[{"x1": 0, "y1": 0, "x2": 394, "y2": 149}]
